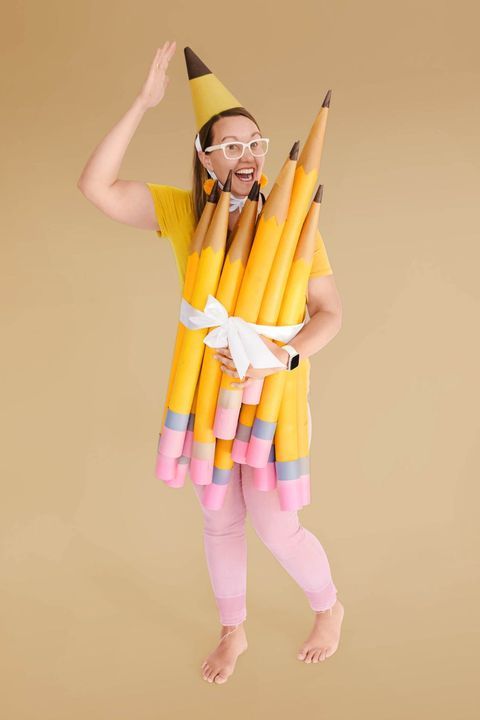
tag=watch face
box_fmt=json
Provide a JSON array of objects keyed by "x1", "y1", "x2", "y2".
[{"x1": 290, "y1": 353, "x2": 300, "y2": 370}]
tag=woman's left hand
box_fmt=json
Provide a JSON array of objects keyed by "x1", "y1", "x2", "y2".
[{"x1": 213, "y1": 335, "x2": 287, "y2": 389}]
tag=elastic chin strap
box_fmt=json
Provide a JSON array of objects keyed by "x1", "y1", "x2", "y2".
[{"x1": 196, "y1": 133, "x2": 248, "y2": 213}]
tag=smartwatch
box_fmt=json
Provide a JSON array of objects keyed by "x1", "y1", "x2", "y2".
[{"x1": 282, "y1": 344, "x2": 300, "y2": 371}]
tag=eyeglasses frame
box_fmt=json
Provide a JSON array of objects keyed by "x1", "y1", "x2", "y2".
[{"x1": 203, "y1": 137, "x2": 270, "y2": 159}]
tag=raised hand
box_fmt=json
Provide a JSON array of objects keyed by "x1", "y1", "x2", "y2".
[{"x1": 139, "y1": 40, "x2": 176, "y2": 110}]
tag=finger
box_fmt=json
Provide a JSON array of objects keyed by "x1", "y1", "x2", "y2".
[
  {"x1": 151, "y1": 47, "x2": 163, "y2": 70},
  {"x1": 222, "y1": 362, "x2": 238, "y2": 374},
  {"x1": 161, "y1": 41, "x2": 175, "y2": 67},
  {"x1": 166, "y1": 39, "x2": 176, "y2": 59},
  {"x1": 156, "y1": 42, "x2": 171, "y2": 68},
  {"x1": 152, "y1": 47, "x2": 166, "y2": 72},
  {"x1": 157, "y1": 51, "x2": 169, "y2": 70},
  {"x1": 215, "y1": 352, "x2": 232, "y2": 364},
  {"x1": 156, "y1": 42, "x2": 169, "y2": 60}
]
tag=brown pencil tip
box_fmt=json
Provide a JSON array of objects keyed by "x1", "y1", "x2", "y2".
[
  {"x1": 248, "y1": 180, "x2": 260, "y2": 201},
  {"x1": 207, "y1": 180, "x2": 219, "y2": 203},
  {"x1": 223, "y1": 170, "x2": 233, "y2": 192},
  {"x1": 289, "y1": 140, "x2": 300, "y2": 160},
  {"x1": 313, "y1": 184, "x2": 324, "y2": 203},
  {"x1": 322, "y1": 90, "x2": 332, "y2": 108}
]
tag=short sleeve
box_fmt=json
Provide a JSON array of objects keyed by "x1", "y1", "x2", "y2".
[
  {"x1": 309, "y1": 229, "x2": 333, "y2": 277},
  {"x1": 145, "y1": 183, "x2": 194, "y2": 238}
]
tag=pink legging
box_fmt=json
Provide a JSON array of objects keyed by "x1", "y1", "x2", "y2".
[{"x1": 192, "y1": 461, "x2": 338, "y2": 626}]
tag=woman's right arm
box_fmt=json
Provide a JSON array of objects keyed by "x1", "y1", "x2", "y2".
[{"x1": 76, "y1": 41, "x2": 176, "y2": 231}]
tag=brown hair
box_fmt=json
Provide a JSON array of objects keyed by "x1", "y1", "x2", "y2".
[{"x1": 191, "y1": 106, "x2": 262, "y2": 225}]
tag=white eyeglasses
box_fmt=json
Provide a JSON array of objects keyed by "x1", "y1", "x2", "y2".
[{"x1": 204, "y1": 137, "x2": 270, "y2": 160}]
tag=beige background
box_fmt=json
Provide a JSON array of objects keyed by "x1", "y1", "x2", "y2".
[{"x1": 2, "y1": 0, "x2": 479, "y2": 717}]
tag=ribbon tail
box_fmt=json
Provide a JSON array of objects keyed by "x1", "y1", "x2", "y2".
[
  {"x1": 245, "y1": 318, "x2": 305, "y2": 343},
  {"x1": 227, "y1": 323, "x2": 251, "y2": 379},
  {"x1": 236, "y1": 323, "x2": 285, "y2": 370}
]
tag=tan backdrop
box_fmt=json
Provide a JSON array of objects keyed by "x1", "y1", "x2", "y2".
[{"x1": 1, "y1": 0, "x2": 479, "y2": 717}]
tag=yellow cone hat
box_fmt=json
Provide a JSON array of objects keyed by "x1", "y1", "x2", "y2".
[{"x1": 184, "y1": 47, "x2": 243, "y2": 132}]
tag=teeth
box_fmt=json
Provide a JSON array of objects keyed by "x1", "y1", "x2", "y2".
[{"x1": 236, "y1": 168, "x2": 254, "y2": 174}]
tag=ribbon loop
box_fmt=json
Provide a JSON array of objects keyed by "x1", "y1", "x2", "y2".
[{"x1": 179, "y1": 295, "x2": 305, "y2": 380}]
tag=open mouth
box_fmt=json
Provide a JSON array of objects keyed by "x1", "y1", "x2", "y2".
[{"x1": 234, "y1": 167, "x2": 255, "y2": 182}]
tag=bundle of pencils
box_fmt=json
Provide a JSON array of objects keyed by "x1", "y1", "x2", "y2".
[{"x1": 156, "y1": 92, "x2": 331, "y2": 511}]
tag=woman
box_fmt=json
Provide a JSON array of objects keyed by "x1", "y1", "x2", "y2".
[{"x1": 77, "y1": 40, "x2": 345, "y2": 685}]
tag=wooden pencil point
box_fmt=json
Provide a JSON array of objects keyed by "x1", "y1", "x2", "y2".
[
  {"x1": 248, "y1": 180, "x2": 260, "y2": 201},
  {"x1": 208, "y1": 180, "x2": 219, "y2": 203},
  {"x1": 313, "y1": 184, "x2": 323, "y2": 203},
  {"x1": 322, "y1": 90, "x2": 332, "y2": 107},
  {"x1": 289, "y1": 140, "x2": 300, "y2": 160},
  {"x1": 223, "y1": 170, "x2": 233, "y2": 192}
]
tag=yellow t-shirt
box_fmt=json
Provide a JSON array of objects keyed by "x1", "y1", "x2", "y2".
[{"x1": 146, "y1": 184, "x2": 333, "y2": 287}]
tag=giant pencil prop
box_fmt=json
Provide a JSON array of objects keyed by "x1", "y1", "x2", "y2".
[
  {"x1": 156, "y1": 173, "x2": 233, "y2": 478},
  {"x1": 196, "y1": 141, "x2": 304, "y2": 510},
  {"x1": 189, "y1": 180, "x2": 261, "y2": 485},
  {"x1": 208, "y1": 95, "x2": 331, "y2": 511},
  {"x1": 211, "y1": 141, "x2": 300, "y2": 439},
  {"x1": 232, "y1": 187, "x2": 322, "y2": 511},
  {"x1": 156, "y1": 181, "x2": 219, "y2": 482},
  {"x1": 260, "y1": 188, "x2": 323, "y2": 510},
  {"x1": 246, "y1": 186, "x2": 323, "y2": 468},
  {"x1": 178, "y1": 143, "x2": 307, "y2": 510},
  {"x1": 155, "y1": 94, "x2": 333, "y2": 512},
  {"x1": 213, "y1": 91, "x2": 331, "y2": 446}
]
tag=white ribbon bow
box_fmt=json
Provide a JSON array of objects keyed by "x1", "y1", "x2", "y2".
[{"x1": 179, "y1": 295, "x2": 305, "y2": 380}]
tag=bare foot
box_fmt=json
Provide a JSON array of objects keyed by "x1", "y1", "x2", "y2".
[
  {"x1": 201, "y1": 623, "x2": 248, "y2": 684},
  {"x1": 297, "y1": 598, "x2": 344, "y2": 663}
]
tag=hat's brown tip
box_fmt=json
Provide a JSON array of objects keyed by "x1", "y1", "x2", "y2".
[
  {"x1": 184, "y1": 47, "x2": 211, "y2": 80},
  {"x1": 322, "y1": 90, "x2": 332, "y2": 107}
]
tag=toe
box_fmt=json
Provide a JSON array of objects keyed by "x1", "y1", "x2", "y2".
[
  {"x1": 207, "y1": 669, "x2": 217, "y2": 682},
  {"x1": 305, "y1": 649, "x2": 315, "y2": 663},
  {"x1": 312, "y1": 650, "x2": 321, "y2": 663},
  {"x1": 297, "y1": 647, "x2": 307, "y2": 660},
  {"x1": 214, "y1": 672, "x2": 228, "y2": 684}
]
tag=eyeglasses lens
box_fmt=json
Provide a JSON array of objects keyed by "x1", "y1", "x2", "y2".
[{"x1": 224, "y1": 139, "x2": 269, "y2": 159}]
